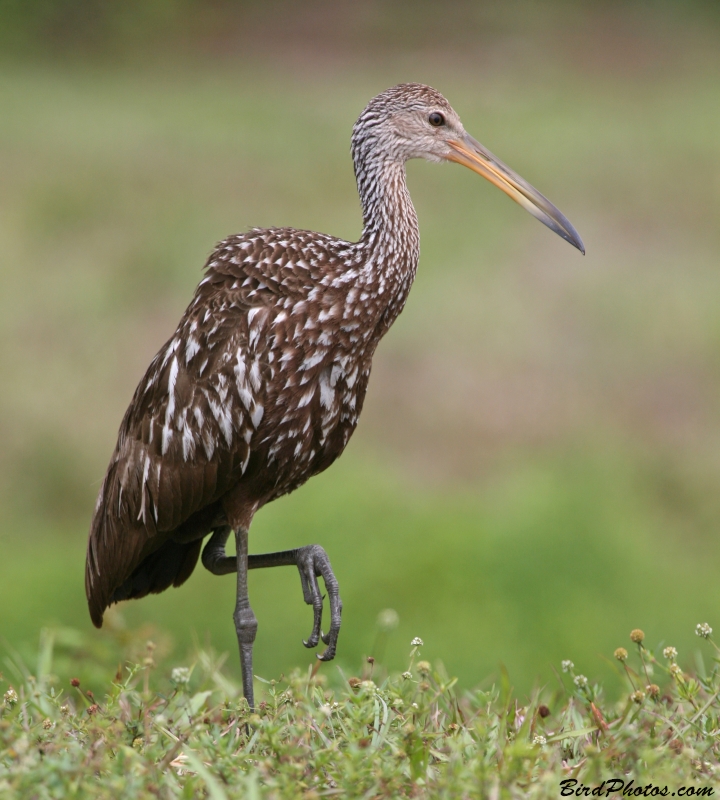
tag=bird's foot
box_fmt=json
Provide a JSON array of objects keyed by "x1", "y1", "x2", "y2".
[
  {"x1": 295, "y1": 545, "x2": 342, "y2": 661},
  {"x1": 201, "y1": 531, "x2": 342, "y2": 662}
]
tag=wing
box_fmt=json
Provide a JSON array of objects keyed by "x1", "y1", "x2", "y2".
[{"x1": 85, "y1": 233, "x2": 284, "y2": 626}]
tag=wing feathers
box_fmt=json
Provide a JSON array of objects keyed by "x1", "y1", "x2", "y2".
[{"x1": 86, "y1": 253, "x2": 269, "y2": 626}]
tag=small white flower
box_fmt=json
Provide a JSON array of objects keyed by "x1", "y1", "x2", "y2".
[
  {"x1": 670, "y1": 663, "x2": 684, "y2": 679},
  {"x1": 401, "y1": 671, "x2": 412, "y2": 680},
  {"x1": 411, "y1": 637, "x2": 424, "y2": 647},
  {"x1": 561, "y1": 660, "x2": 574, "y2": 673},
  {"x1": 573, "y1": 675, "x2": 588, "y2": 688},
  {"x1": 377, "y1": 609, "x2": 400, "y2": 632},
  {"x1": 533, "y1": 735, "x2": 546, "y2": 746},
  {"x1": 3, "y1": 688, "x2": 18, "y2": 706},
  {"x1": 411, "y1": 702, "x2": 419, "y2": 709},
  {"x1": 663, "y1": 646, "x2": 678, "y2": 661},
  {"x1": 696, "y1": 623, "x2": 713, "y2": 639},
  {"x1": 171, "y1": 667, "x2": 191, "y2": 686},
  {"x1": 320, "y1": 704, "x2": 332, "y2": 717}
]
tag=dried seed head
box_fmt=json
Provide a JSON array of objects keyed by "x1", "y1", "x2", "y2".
[
  {"x1": 417, "y1": 661, "x2": 431, "y2": 677},
  {"x1": 662, "y1": 646, "x2": 678, "y2": 661},
  {"x1": 42, "y1": 718, "x2": 52, "y2": 730},
  {"x1": 696, "y1": 623, "x2": 713, "y2": 639},
  {"x1": 418, "y1": 681, "x2": 430, "y2": 692},
  {"x1": 614, "y1": 647, "x2": 628, "y2": 662},
  {"x1": 70, "y1": 678, "x2": 80, "y2": 688},
  {"x1": 646, "y1": 684, "x2": 660, "y2": 698},
  {"x1": 3, "y1": 688, "x2": 17, "y2": 706},
  {"x1": 630, "y1": 629, "x2": 645, "y2": 644},
  {"x1": 348, "y1": 677, "x2": 362, "y2": 689},
  {"x1": 631, "y1": 690, "x2": 645, "y2": 704},
  {"x1": 538, "y1": 704, "x2": 551, "y2": 718}
]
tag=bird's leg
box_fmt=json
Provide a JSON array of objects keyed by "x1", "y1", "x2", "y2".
[
  {"x1": 201, "y1": 534, "x2": 342, "y2": 662},
  {"x1": 233, "y1": 526, "x2": 257, "y2": 710},
  {"x1": 201, "y1": 526, "x2": 236, "y2": 574}
]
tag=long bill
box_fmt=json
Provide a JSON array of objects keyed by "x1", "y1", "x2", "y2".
[{"x1": 446, "y1": 133, "x2": 585, "y2": 254}]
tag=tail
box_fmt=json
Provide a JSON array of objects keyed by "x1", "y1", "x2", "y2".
[
  {"x1": 107, "y1": 537, "x2": 202, "y2": 606},
  {"x1": 85, "y1": 461, "x2": 142, "y2": 627},
  {"x1": 85, "y1": 457, "x2": 207, "y2": 627}
]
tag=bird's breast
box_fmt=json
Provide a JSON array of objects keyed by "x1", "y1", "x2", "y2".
[
  {"x1": 257, "y1": 322, "x2": 372, "y2": 499},
  {"x1": 243, "y1": 304, "x2": 366, "y2": 494}
]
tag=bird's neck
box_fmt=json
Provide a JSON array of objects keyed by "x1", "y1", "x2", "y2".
[
  {"x1": 357, "y1": 158, "x2": 419, "y2": 251},
  {"x1": 355, "y1": 158, "x2": 420, "y2": 298}
]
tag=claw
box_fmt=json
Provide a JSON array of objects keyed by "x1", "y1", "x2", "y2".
[
  {"x1": 317, "y1": 647, "x2": 336, "y2": 662},
  {"x1": 321, "y1": 630, "x2": 330, "y2": 645}
]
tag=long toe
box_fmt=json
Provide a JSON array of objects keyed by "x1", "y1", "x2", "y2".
[
  {"x1": 296, "y1": 547, "x2": 324, "y2": 648},
  {"x1": 295, "y1": 545, "x2": 342, "y2": 659},
  {"x1": 317, "y1": 614, "x2": 341, "y2": 661}
]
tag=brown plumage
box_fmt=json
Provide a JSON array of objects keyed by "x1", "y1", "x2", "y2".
[{"x1": 86, "y1": 83, "x2": 583, "y2": 707}]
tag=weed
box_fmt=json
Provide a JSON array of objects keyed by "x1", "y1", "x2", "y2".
[{"x1": 0, "y1": 624, "x2": 718, "y2": 798}]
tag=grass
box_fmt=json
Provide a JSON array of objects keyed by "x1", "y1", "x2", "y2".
[{"x1": 1, "y1": 623, "x2": 719, "y2": 798}]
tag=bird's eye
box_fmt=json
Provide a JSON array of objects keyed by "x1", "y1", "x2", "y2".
[{"x1": 428, "y1": 112, "x2": 445, "y2": 127}]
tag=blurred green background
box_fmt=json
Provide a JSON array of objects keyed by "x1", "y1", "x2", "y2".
[{"x1": 1, "y1": 0, "x2": 720, "y2": 696}]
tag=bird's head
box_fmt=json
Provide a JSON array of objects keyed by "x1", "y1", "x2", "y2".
[{"x1": 352, "y1": 83, "x2": 584, "y2": 254}]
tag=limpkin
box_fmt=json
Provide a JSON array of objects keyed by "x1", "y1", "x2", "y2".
[{"x1": 86, "y1": 83, "x2": 584, "y2": 708}]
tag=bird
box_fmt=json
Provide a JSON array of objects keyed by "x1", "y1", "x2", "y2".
[{"x1": 85, "y1": 83, "x2": 584, "y2": 709}]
